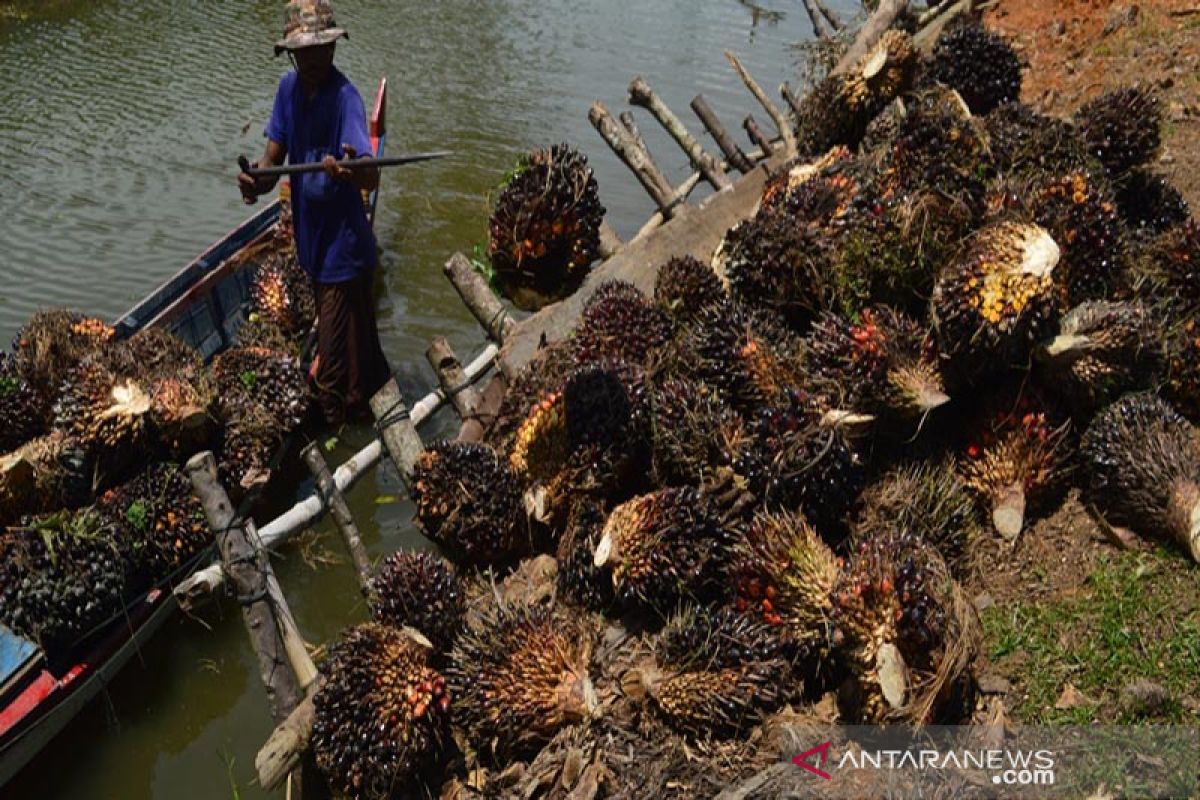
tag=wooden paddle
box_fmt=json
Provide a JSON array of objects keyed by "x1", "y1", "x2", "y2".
[{"x1": 238, "y1": 150, "x2": 450, "y2": 178}]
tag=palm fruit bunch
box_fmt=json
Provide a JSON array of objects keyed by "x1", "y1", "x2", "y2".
[
  {"x1": 653, "y1": 255, "x2": 727, "y2": 325},
  {"x1": 634, "y1": 605, "x2": 791, "y2": 738},
  {"x1": 1074, "y1": 87, "x2": 1162, "y2": 178},
  {"x1": 1138, "y1": 219, "x2": 1200, "y2": 313},
  {"x1": 52, "y1": 357, "x2": 156, "y2": 481},
  {"x1": 0, "y1": 509, "x2": 128, "y2": 663},
  {"x1": 0, "y1": 351, "x2": 48, "y2": 453},
  {"x1": 368, "y1": 551, "x2": 465, "y2": 654},
  {"x1": 593, "y1": 487, "x2": 734, "y2": 610},
  {"x1": 11, "y1": 309, "x2": 116, "y2": 404},
  {"x1": 571, "y1": 280, "x2": 674, "y2": 367},
  {"x1": 1164, "y1": 318, "x2": 1200, "y2": 422},
  {"x1": 104, "y1": 327, "x2": 201, "y2": 381},
  {"x1": 556, "y1": 499, "x2": 616, "y2": 611},
  {"x1": 249, "y1": 253, "x2": 315, "y2": 338},
  {"x1": 0, "y1": 432, "x2": 91, "y2": 525},
  {"x1": 806, "y1": 306, "x2": 949, "y2": 430},
  {"x1": 485, "y1": 340, "x2": 575, "y2": 458},
  {"x1": 447, "y1": 603, "x2": 595, "y2": 758},
  {"x1": 1081, "y1": 393, "x2": 1200, "y2": 562},
  {"x1": 96, "y1": 463, "x2": 209, "y2": 586},
  {"x1": 926, "y1": 18, "x2": 1023, "y2": 115},
  {"x1": 932, "y1": 221, "x2": 1066, "y2": 384},
  {"x1": 959, "y1": 392, "x2": 1071, "y2": 540},
  {"x1": 1115, "y1": 170, "x2": 1190, "y2": 241},
  {"x1": 312, "y1": 624, "x2": 451, "y2": 798},
  {"x1": 983, "y1": 102, "x2": 1099, "y2": 179},
  {"x1": 486, "y1": 144, "x2": 605, "y2": 311},
  {"x1": 757, "y1": 146, "x2": 855, "y2": 212},
  {"x1": 1036, "y1": 301, "x2": 1163, "y2": 416},
  {"x1": 831, "y1": 532, "x2": 973, "y2": 724},
  {"x1": 211, "y1": 346, "x2": 310, "y2": 433},
  {"x1": 234, "y1": 314, "x2": 298, "y2": 356},
  {"x1": 647, "y1": 375, "x2": 746, "y2": 486},
  {"x1": 737, "y1": 388, "x2": 865, "y2": 538},
  {"x1": 729, "y1": 509, "x2": 839, "y2": 653},
  {"x1": 854, "y1": 461, "x2": 980, "y2": 573},
  {"x1": 413, "y1": 440, "x2": 524, "y2": 564},
  {"x1": 793, "y1": 30, "x2": 918, "y2": 157},
  {"x1": 216, "y1": 410, "x2": 283, "y2": 494}
]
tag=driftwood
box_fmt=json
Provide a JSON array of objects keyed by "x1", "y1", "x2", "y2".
[
  {"x1": 833, "y1": 0, "x2": 909, "y2": 75},
  {"x1": 588, "y1": 101, "x2": 679, "y2": 217},
  {"x1": 443, "y1": 252, "x2": 516, "y2": 343},
  {"x1": 427, "y1": 336, "x2": 486, "y2": 444},
  {"x1": 743, "y1": 115, "x2": 774, "y2": 157},
  {"x1": 724, "y1": 51, "x2": 798, "y2": 158},
  {"x1": 690, "y1": 94, "x2": 754, "y2": 174},
  {"x1": 369, "y1": 377, "x2": 426, "y2": 491},
  {"x1": 628, "y1": 77, "x2": 731, "y2": 190},
  {"x1": 302, "y1": 442, "x2": 372, "y2": 592}
]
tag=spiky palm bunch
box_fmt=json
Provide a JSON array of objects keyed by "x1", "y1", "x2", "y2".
[
  {"x1": 369, "y1": 551, "x2": 465, "y2": 654},
  {"x1": 572, "y1": 280, "x2": 674, "y2": 367},
  {"x1": 1075, "y1": 87, "x2": 1162, "y2": 177},
  {"x1": 487, "y1": 144, "x2": 605, "y2": 311},
  {"x1": 1081, "y1": 393, "x2": 1200, "y2": 561},
  {"x1": 0, "y1": 351, "x2": 48, "y2": 452},
  {"x1": 983, "y1": 103, "x2": 1099, "y2": 179},
  {"x1": 103, "y1": 328, "x2": 201, "y2": 382},
  {"x1": 52, "y1": 358, "x2": 156, "y2": 476},
  {"x1": 211, "y1": 346, "x2": 310, "y2": 433},
  {"x1": 927, "y1": 19, "x2": 1023, "y2": 115},
  {"x1": 216, "y1": 407, "x2": 284, "y2": 495},
  {"x1": 312, "y1": 624, "x2": 451, "y2": 798},
  {"x1": 1165, "y1": 318, "x2": 1200, "y2": 423},
  {"x1": 0, "y1": 432, "x2": 91, "y2": 525},
  {"x1": 1115, "y1": 170, "x2": 1190, "y2": 240},
  {"x1": 250, "y1": 254, "x2": 316, "y2": 337},
  {"x1": 447, "y1": 603, "x2": 595, "y2": 757},
  {"x1": 648, "y1": 375, "x2": 746, "y2": 486},
  {"x1": 594, "y1": 487, "x2": 735, "y2": 610},
  {"x1": 485, "y1": 339, "x2": 575, "y2": 458},
  {"x1": 556, "y1": 499, "x2": 616, "y2": 611},
  {"x1": 653, "y1": 255, "x2": 727, "y2": 324},
  {"x1": 11, "y1": 309, "x2": 115, "y2": 402},
  {"x1": 413, "y1": 440, "x2": 524, "y2": 564},
  {"x1": 1138, "y1": 219, "x2": 1200, "y2": 314}
]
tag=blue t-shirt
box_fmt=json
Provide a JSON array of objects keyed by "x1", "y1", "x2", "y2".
[{"x1": 266, "y1": 67, "x2": 376, "y2": 284}]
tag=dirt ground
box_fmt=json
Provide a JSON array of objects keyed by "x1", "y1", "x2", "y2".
[{"x1": 985, "y1": 0, "x2": 1200, "y2": 208}]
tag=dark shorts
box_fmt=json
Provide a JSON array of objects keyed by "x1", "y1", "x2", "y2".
[{"x1": 312, "y1": 272, "x2": 391, "y2": 425}]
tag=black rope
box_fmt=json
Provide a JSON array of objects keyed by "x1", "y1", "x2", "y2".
[
  {"x1": 486, "y1": 306, "x2": 508, "y2": 339},
  {"x1": 236, "y1": 586, "x2": 270, "y2": 607},
  {"x1": 374, "y1": 398, "x2": 411, "y2": 432}
]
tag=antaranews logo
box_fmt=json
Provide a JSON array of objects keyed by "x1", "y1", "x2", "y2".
[{"x1": 791, "y1": 741, "x2": 1056, "y2": 788}]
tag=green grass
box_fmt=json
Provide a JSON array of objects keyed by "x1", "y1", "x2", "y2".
[{"x1": 981, "y1": 548, "x2": 1200, "y2": 723}]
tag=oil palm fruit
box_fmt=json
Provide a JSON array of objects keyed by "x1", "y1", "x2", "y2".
[
  {"x1": 648, "y1": 375, "x2": 746, "y2": 486},
  {"x1": 1075, "y1": 87, "x2": 1162, "y2": 178},
  {"x1": 485, "y1": 339, "x2": 575, "y2": 458},
  {"x1": 572, "y1": 280, "x2": 674, "y2": 367},
  {"x1": 234, "y1": 315, "x2": 298, "y2": 356},
  {"x1": 831, "y1": 532, "x2": 973, "y2": 724},
  {"x1": 556, "y1": 499, "x2": 616, "y2": 612},
  {"x1": 11, "y1": 309, "x2": 115, "y2": 403},
  {"x1": 1036, "y1": 301, "x2": 1163, "y2": 416},
  {"x1": 312, "y1": 624, "x2": 451, "y2": 798},
  {"x1": 53, "y1": 358, "x2": 155, "y2": 479},
  {"x1": 794, "y1": 30, "x2": 918, "y2": 156},
  {"x1": 983, "y1": 102, "x2": 1099, "y2": 178},
  {"x1": 927, "y1": 19, "x2": 1023, "y2": 115},
  {"x1": 413, "y1": 440, "x2": 524, "y2": 565},
  {"x1": 730, "y1": 509, "x2": 839, "y2": 652},
  {"x1": 447, "y1": 603, "x2": 595, "y2": 757},
  {"x1": 487, "y1": 144, "x2": 605, "y2": 311},
  {"x1": 216, "y1": 409, "x2": 283, "y2": 495},
  {"x1": 932, "y1": 221, "x2": 1066, "y2": 382},
  {"x1": 854, "y1": 461, "x2": 980, "y2": 572},
  {"x1": 250, "y1": 254, "x2": 316, "y2": 337},
  {"x1": 369, "y1": 551, "x2": 465, "y2": 654},
  {"x1": 807, "y1": 306, "x2": 948, "y2": 429},
  {"x1": 211, "y1": 346, "x2": 310, "y2": 434},
  {"x1": 1115, "y1": 170, "x2": 1190, "y2": 240},
  {"x1": 1081, "y1": 393, "x2": 1200, "y2": 562},
  {"x1": 1165, "y1": 318, "x2": 1200, "y2": 422},
  {"x1": 0, "y1": 431, "x2": 91, "y2": 525},
  {"x1": 1139, "y1": 219, "x2": 1200, "y2": 313},
  {"x1": 653, "y1": 255, "x2": 727, "y2": 325},
  {"x1": 0, "y1": 351, "x2": 48, "y2": 452},
  {"x1": 959, "y1": 393, "x2": 1071, "y2": 540},
  {"x1": 104, "y1": 327, "x2": 201, "y2": 381},
  {"x1": 594, "y1": 487, "x2": 734, "y2": 610}
]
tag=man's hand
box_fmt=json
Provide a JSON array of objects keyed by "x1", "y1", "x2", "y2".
[
  {"x1": 238, "y1": 167, "x2": 264, "y2": 205},
  {"x1": 322, "y1": 144, "x2": 358, "y2": 182}
]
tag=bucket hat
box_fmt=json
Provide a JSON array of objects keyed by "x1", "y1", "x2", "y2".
[{"x1": 275, "y1": 0, "x2": 348, "y2": 56}]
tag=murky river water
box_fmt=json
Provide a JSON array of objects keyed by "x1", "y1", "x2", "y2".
[{"x1": 0, "y1": 0, "x2": 847, "y2": 796}]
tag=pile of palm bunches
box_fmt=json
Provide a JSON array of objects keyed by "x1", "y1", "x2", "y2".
[
  {"x1": 306, "y1": 18, "x2": 1200, "y2": 797},
  {"x1": 486, "y1": 143, "x2": 606, "y2": 311},
  {"x1": 241, "y1": 251, "x2": 316, "y2": 353}
]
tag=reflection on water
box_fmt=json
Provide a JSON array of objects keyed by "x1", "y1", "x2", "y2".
[{"x1": 0, "y1": 0, "x2": 853, "y2": 796}]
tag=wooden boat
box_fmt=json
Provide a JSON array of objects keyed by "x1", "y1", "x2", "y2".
[{"x1": 0, "y1": 77, "x2": 389, "y2": 789}]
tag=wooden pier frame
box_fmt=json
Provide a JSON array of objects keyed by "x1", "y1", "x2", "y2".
[
  {"x1": 724, "y1": 51, "x2": 797, "y2": 158},
  {"x1": 743, "y1": 115, "x2": 774, "y2": 157},
  {"x1": 301, "y1": 442, "x2": 372, "y2": 592},
  {"x1": 628, "y1": 77, "x2": 731, "y2": 190},
  {"x1": 427, "y1": 337, "x2": 486, "y2": 444},
  {"x1": 589, "y1": 100, "x2": 680, "y2": 217},
  {"x1": 690, "y1": 94, "x2": 754, "y2": 174},
  {"x1": 443, "y1": 252, "x2": 516, "y2": 343},
  {"x1": 780, "y1": 82, "x2": 804, "y2": 121}
]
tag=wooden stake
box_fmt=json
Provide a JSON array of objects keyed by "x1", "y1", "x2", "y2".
[
  {"x1": 369, "y1": 377, "x2": 425, "y2": 492},
  {"x1": 426, "y1": 337, "x2": 486, "y2": 444},
  {"x1": 301, "y1": 441, "x2": 372, "y2": 593},
  {"x1": 780, "y1": 82, "x2": 804, "y2": 120},
  {"x1": 443, "y1": 252, "x2": 515, "y2": 343},
  {"x1": 628, "y1": 77, "x2": 731, "y2": 190},
  {"x1": 257, "y1": 689, "x2": 318, "y2": 792},
  {"x1": 619, "y1": 110, "x2": 650, "y2": 156},
  {"x1": 588, "y1": 100, "x2": 679, "y2": 217},
  {"x1": 833, "y1": 0, "x2": 908, "y2": 76},
  {"x1": 801, "y1": 0, "x2": 834, "y2": 39},
  {"x1": 690, "y1": 94, "x2": 754, "y2": 174},
  {"x1": 743, "y1": 115, "x2": 774, "y2": 157},
  {"x1": 724, "y1": 51, "x2": 797, "y2": 158}
]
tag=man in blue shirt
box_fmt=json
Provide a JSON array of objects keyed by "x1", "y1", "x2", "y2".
[{"x1": 238, "y1": 0, "x2": 390, "y2": 424}]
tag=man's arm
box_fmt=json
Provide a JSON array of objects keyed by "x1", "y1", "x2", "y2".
[
  {"x1": 238, "y1": 138, "x2": 288, "y2": 205},
  {"x1": 321, "y1": 144, "x2": 380, "y2": 192}
]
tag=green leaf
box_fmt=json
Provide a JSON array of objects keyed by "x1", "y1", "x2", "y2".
[
  {"x1": 374, "y1": 495, "x2": 398, "y2": 505},
  {"x1": 239, "y1": 370, "x2": 258, "y2": 389},
  {"x1": 324, "y1": 436, "x2": 339, "y2": 451}
]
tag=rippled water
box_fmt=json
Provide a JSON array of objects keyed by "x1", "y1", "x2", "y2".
[{"x1": 0, "y1": 0, "x2": 849, "y2": 796}]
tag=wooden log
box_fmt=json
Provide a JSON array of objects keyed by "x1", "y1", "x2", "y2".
[
  {"x1": 588, "y1": 100, "x2": 679, "y2": 217},
  {"x1": 426, "y1": 337, "x2": 485, "y2": 444},
  {"x1": 801, "y1": 0, "x2": 834, "y2": 39},
  {"x1": 743, "y1": 115, "x2": 774, "y2": 157},
  {"x1": 724, "y1": 51, "x2": 797, "y2": 158},
  {"x1": 443, "y1": 252, "x2": 515, "y2": 343},
  {"x1": 690, "y1": 94, "x2": 754, "y2": 174},
  {"x1": 369, "y1": 377, "x2": 425, "y2": 492},
  {"x1": 780, "y1": 82, "x2": 804, "y2": 120},
  {"x1": 618, "y1": 110, "x2": 649, "y2": 156},
  {"x1": 302, "y1": 442, "x2": 372, "y2": 593},
  {"x1": 832, "y1": 0, "x2": 908, "y2": 76},
  {"x1": 812, "y1": 0, "x2": 843, "y2": 30},
  {"x1": 184, "y1": 451, "x2": 308, "y2": 723},
  {"x1": 628, "y1": 77, "x2": 731, "y2": 190},
  {"x1": 257, "y1": 687, "x2": 318, "y2": 792}
]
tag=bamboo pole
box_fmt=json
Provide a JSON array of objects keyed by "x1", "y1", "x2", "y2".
[
  {"x1": 690, "y1": 94, "x2": 754, "y2": 174},
  {"x1": 588, "y1": 100, "x2": 680, "y2": 217},
  {"x1": 426, "y1": 337, "x2": 485, "y2": 443},
  {"x1": 443, "y1": 252, "x2": 515, "y2": 343},
  {"x1": 832, "y1": 0, "x2": 908, "y2": 76},
  {"x1": 743, "y1": 115, "x2": 774, "y2": 157},
  {"x1": 628, "y1": 77, "x2": 731, "y2": 190},
  {"x1": 369, "y1": 377, "x2": 425, "y2": 491},
  {"x1": 301, "y1": 442, "x2": 372, "y2": 592},
  {"x1": 724, "y1": 51, "x2": 797, "y2": 158}
]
